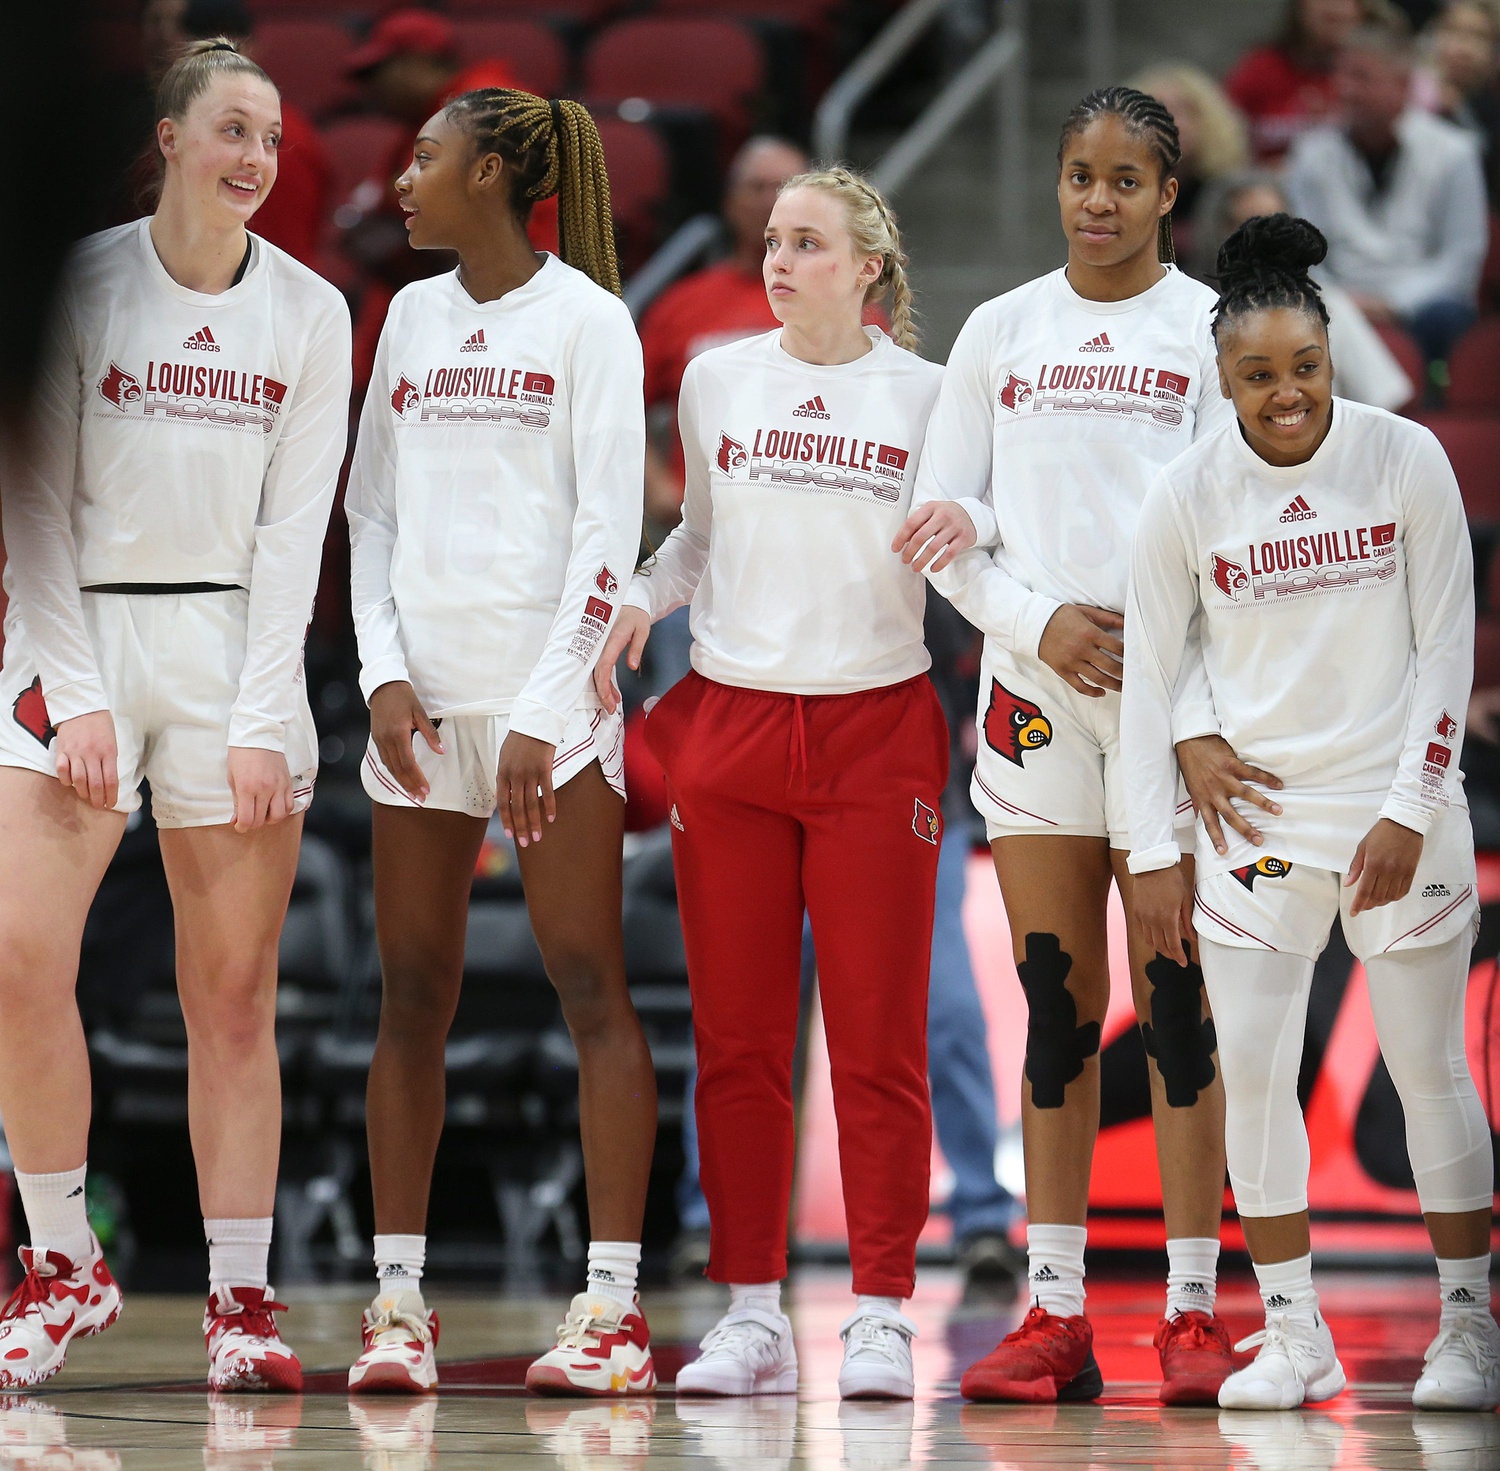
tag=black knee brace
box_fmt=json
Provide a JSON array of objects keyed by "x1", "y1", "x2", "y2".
[
  {"x1": 1018, "y1": 932, "x2": 1101, "y2": 1109},
  {"x1": 1140, "y1": 949, "x2": 1218, "y2": 1108}
]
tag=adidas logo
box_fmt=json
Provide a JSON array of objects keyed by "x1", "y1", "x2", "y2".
[
  {"x1": 1264, "y1": 1293, "x2": 1294, "y2": 1308},
  {"x1": 460, "y1": 328, "x2": 487, "y2": 353},
  {"x1": 1180, "y1": 1281, "x2": 1209, "y2": 1295},
  {"x1": 184, "y1": 326, "x2": 220, "y2": 352},
  {"x1": 1446, "y1": 1286, "x2": 1479, "y2": 1303},
  {"x1": 1279, "y1": 495, "x2": 1316, "y2": 523},
  {"x1": 66, "y1": 1186, "x2": 85, "y2": 1199},
  {"x1": 1423, "y1": 882, "x2": 1452, "y2": 899},
  {"x1": 792, "y1": 395, "x2": 830, "y2": 419},
  {"x1": 1031, "y1": 1265, "x2": 1060, "y2": 1282},
  {"x1": 669, "y1": 804, "x2": 684, "y2": 833},
  {"x1": 1078, "y1": 332, "x2": 1113, "y2": 353}
]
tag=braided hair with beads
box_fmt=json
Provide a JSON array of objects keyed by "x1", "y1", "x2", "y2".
[
  {"x1": 1057, "y1": 85, "x2": 1182, "y2": 264},
  {"x1": 1211, "y1": 213, "x2": 1330, "y2": 342},
  {"x1": 443, "y1": 89, "x2": 621, "y2": 296}
]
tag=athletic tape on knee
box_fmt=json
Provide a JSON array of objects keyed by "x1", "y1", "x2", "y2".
[
  {"x1": 1140, "y1": 950, "x2": 1218, "y2": 1108},
  {"x1": 1018, "y1": 932, "x2": 1100, "y2": 1109}
]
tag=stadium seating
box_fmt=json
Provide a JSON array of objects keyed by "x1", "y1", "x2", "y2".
[
  {"x1": 1424, "y1": 413, "x2": 1500, "y2": 522},
  {"x1": 1373, "y1": 321, "x2": 1426, "y2": 417},
  {"x1": 447, "y1": 0, "x2": 624, "y2": 22},
  {"x1": 597, "y1": 116, "x2": 673, "y2": 273},
  {"x1": 1447, "y1": 318, "x2": 1500, "y2": 414},
  {"x1": 452, "y1": 20, "x2": 569, "y2": 98},
  {"x1": 254, "y1": 18, "x2": 356, "y2": 119}
]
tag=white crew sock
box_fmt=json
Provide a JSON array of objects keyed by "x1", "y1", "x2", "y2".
[
  {"x1": 728, "y1": 1282, "x2": 782, "y2": 1316},
  {"x1": 15, "y1": 1165, "x2": 92, "y2": 1266},
  {"x1": 585, "y1": 1240, "x2": 641, "y2": 1311},
  {"x1": 1026, "y1": 1223, "x2": 1087, "y2": 1318},
  {"x1": 374, "y1": 1233, "x2": 427, "y2": 1304},
  {"x1": 1165, "y1": 1236, "x2": 1220, "y2": 1319},
  {"x1": 1252, "y1": 1252, "x2": 1318, "y2": 1318},
  {"x1": 205, "y1": 1217, "x2": 272, "y2": 1292},
  {"x1": 1436, "y1": 1254, "x2": 1492, "y2": 1324},
  {"x1": 854, "y1": 1294, "x2": 904, "y2": 1320}
]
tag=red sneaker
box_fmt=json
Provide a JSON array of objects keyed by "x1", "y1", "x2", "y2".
[
  {"x1": 1155, "y1": 1310, "x2": 1237, "y2": 1406},
  {"x1": 959, "y1": 1305, "x2": 1102, "y2": 1403},
  {"x1": 204, "y1": 1286, "x2": 303, "y2": 1393}
]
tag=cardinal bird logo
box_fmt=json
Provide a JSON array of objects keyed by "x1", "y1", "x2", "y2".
[
  {"x1": 12, "y1": 677, "x2": 56, "y2": 748},
  {"x1": 997, "y1": 372, "x2": 1033, "y2": 413},
  {"x1": 716, "y1": 433, "x2": 748, "y2": 475},
  {"x1": 1231, "y1": 855, "x2": 1292, "y2": 889},
  {"x1": 1435, "y1": 710, "x2": 1458, "y2": 741},
  {"x1": 97, "y1": 362, "x2": 142, "y2": 409},
  {"x1": 391, "y1": 375, "x2": 420, "y2": 417},
  {"x1": 1211, "y1": 553, "x2": 1249, "y2": 601},
  {"x1": 983, "y1": 679, "x2": 1052, "y2": 766},
  {"x1": 912, "y1": 797, "x2": 940, "y2": 845},
  {"x1": 595, "y1": 565, "x2": 618, "y2": 597}
]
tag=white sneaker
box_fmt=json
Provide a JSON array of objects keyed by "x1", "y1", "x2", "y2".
[
  {"x1": 1412, "y1": 1311, "x2": 1500, "y2": 1410},
  {"x1": 0, "y1": 1238, "x2": 122, "y2": 1388},
  {"x1": 349, "y1": 1291, "x2": 440, "y2": 1394},
  {"x1": 837, "y1": 1307, "x2": 916, "y2": 1400},
  {"x1": 525, "y1": 1293, "x2": 656, "y2": 1396},
  {"x1": 1217, "y1": 1310, "x2": 1345, "y2": 1410},
  {"x1": 674, "y1": 1307, "x2": 797, "y2": 1396},
  {"x1": 203, "y1": 1286, "x2": 303, "y2": 1393}
]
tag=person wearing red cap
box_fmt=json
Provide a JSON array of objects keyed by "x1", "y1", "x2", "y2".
[{"x1": 341, "y1": 9, "x2": 558, "y2": 394}]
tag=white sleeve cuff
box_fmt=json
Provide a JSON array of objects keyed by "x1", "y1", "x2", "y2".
[
  {"x1": 43, "y1": 677, "x2": 110, "y2": 726},
  {"x1": 1171, "y1": 703, "x2": 1220, "y2": 745},
  {"x1": 1019, "y1": 595, "x2": 1064, "y2": 661},
  {"x1": 622, "y1": 577, "x2": 655, "y2": 617},
  {"x1": 507, "y1": 697, "x2": 569, "y2": 748},
  {"x1": 359, "y1": 659, "x2": 413, "y2": 707},
  {"x1": 227, "y1": 713, "x2": 287, "y2": 752},
  {"x1": 1377, "y1": 797, "x2": 1439, "y2": 835},
  {"x1": 956, "y1": 497, "x2": 998, "y2": 549},
  {"x1": 1127, "y1": 843, "x2": 1182, "y2": 875}
]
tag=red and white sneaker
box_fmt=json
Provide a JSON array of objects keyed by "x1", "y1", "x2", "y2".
[
  {"x1": 1156, "y1": 1310, "x2": 1238, "y2": 1405},
  {"x1": 348, "y1": 1291, "x2": 440, "y2": 1394},
  {"x1": 959, "y1": 1304, "x2": 1103, "y2": 1403},
  {"x1": 0, "y1": 1238, "x2": 122, "y2": 1388},
  {"x1": 204, "y1": 1286, "x2": 303, "y2": 1393},
  {"x1": 525, "y1": 1293, "x2": 656, "y2": 1397}
]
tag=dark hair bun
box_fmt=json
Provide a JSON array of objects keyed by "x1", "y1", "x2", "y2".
[{"x1": 1215, "y1": 213, "x2": 1327, "y2": 293}]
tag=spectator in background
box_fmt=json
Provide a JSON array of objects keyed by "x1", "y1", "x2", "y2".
[
  {"x1": 1192, "y1": 170, "x2": 1417, "y2": 411},
  {"x1": 1286, "y1": 20, "x2": 1488, "y2": 365},
  {"x1": 638, "y1": 136, "x2": 809, "y2": 531},
  {"x1": 1416, "y1": 0, "x2": 1500, "y2": 199},
  {"x1": 1226, "y1": 0, "x2": 1393, "y2": 162},
  {"x1": 338, "y1": 9, "x2": 556, "y2": 394},
  {"x1": 1128, "y1": 62, "x2": 1249, "y2": 265}
]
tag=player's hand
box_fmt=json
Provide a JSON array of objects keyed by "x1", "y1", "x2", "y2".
[
  {"x1": 227, "y1": 746, "x2": 295, "y2": 832},
  {"x1": 55, "y1": 710, "x2": 119, "y2": 810},
  {"x1": 369, "y1": 680, "x2": 443, "y2": 803},
  {"x1": 1037, "y1": 605, "x2": 1125, "y2": 696},
  {"x1": 1345, "y1": 818, "x2": 1424, "y2": 916},
  {"x1": 496, "y1": 731, "x2": 556, "y2": 847},
  {"x1": 892, "y1": 501, "x2": 977, "y2": 574},
  {"x1": 1175, "y1": 734, "x2": 1284, "y2": 856},
  {"x1": 594, "y1": 606, "x2": 652, "y2": 713},
  {"x1": 1132, "y1": 864, "x2": 1195, "y2": 965}
]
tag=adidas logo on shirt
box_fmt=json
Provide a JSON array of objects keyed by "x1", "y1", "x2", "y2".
[
  {"x1": 792, "y1": 395, "x2": 831, "y2": 419},
  {"x1": 460, "y1": 329, "x2": 487, "y2": 353},
  {"x1": 1279, "y1": 494, "x2": 1316, "y2": 523},
  {"x1": 184, "y1": 326, "x2": 220, "y2": 352},
  {"x1": 1078, "y1": 332, "x2": 1113, "y2": 353}
]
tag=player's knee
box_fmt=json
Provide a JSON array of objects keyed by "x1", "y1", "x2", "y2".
[
  {"x1": 1139, "y1": 948, "x2": 1218, "y2": 1108},
  {"x1": 545, "y1": 949, "x2": 625, "y2": 1040},
  {"x1": 1018, "y1": 932, "x2": 1100, "y2": 1109},
  {"x1": 378, "y1": 953, "x2": 462, "y2": 1039}
]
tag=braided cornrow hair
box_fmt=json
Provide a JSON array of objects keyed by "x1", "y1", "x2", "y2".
[
  {"x1": 445, "y1": 89, "x2": 621, "y2": 296},
  {"x1": 1057, "y1": 85, "x2": 1182, "y2": 264},
  {"x1": 1211, "y1": 212, "x2": 1330, "y2": 342},
  {"x1": 778, "y1": 167, "x2": 917, "y2": 349}
]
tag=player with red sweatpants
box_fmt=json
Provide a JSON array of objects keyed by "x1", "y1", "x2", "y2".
[{"x1": 597, "y1": 168, "x2": 971, "y2": 1399}]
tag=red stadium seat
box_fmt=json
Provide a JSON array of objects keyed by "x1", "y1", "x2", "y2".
[
  {"x1": 321, "y1": 116, "x2": 406, "y2": 209},
  {"x1": 453, "y1": 20, "x2": 568, "y2": 98},
  {"x1": 1476, "y1": 615, "x2": 1500, "y2": 687},
  {"x1": 248, "y1": 1, "x2": 370, "y2": 13},
  {"x1": 583, "y1": 17, "x2": 767, "y2": 155},
  {"x1": 255, "y1": 19, "x2": 356, "y2": 119},
  {"x1": 1373, "y1": 322, "x2": 1425, "y2": 417},
  {"x1": 1423, "y1": 412, "x2": 1500, "y2": 521},
  {"x1": 650, "y1": 0, "x2": 841, "y2": 18},
  {"x1": 1447, "y1": 318, "x2": 1500, "y2": 414},
  {"x1": 447, "y1": 0, "x2": 623, "y2": 21},
  {"x1": 596, "y1": 116, "x2": 671, "y2": 273}
]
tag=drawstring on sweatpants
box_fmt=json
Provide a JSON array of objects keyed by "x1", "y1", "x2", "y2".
[{"x1": 789, "y1": 695, "x2": 808, "y2": 790}]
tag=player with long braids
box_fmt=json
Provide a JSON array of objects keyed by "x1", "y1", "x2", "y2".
[
  {"x1": 345, "y1": 88, "x2": 658, "y2": 1396},
  {"x1": 595, "y1": 169, "x2": 946, "y2": 1400},
  {"x1": 899, "y1": 87, "x2": 1249, "y2": 1404},
  {"x1": 1125, "y1": 213, "x2": 1499, "y2": 1412}
]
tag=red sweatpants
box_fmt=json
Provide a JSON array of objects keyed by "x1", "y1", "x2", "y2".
[{"x1": 645, "y1": 671, "x2": 948, "y2": 1297}]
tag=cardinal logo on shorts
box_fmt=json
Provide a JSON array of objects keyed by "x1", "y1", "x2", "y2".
[
  {"x1": 1231, "y1": 855, "x2": 1292, "y2": 889},
  {"x1": 97, "y1": 362, "x2": 142, "y2": 409},
  {"x1": 391, "y1": 375, "x2": 421, "y2": 417},
  {"x1": 984, "y1": 679, "x2": 1052, "y2": 766},
  {"x1": 997, "y1": 372, "x2": 1033, "y2": 413},
  {"x1": 716, "y1": 433, "x2": 748, "y2": 475},
  {"x1": 12, "y1": 676, "x2": 56, "y2": 748},
  {"x1": 1211, "y1": 553, "x2": 1249, "y2": 601},
  {"x1": 912, "y1": 797, "x2": 940, "y2": 845},
  {"x1": 1435, "y1": 710, "x2": 1458, "y2": 741}
]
